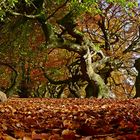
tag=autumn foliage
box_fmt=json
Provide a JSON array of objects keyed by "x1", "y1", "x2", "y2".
[{"x1": 0, "y1": 98, "x2": 140, "y2": 139}]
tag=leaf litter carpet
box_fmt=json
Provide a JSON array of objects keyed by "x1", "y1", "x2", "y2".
[{"x1": 0, "y1": 98, "x2": 140, "y2": 140}]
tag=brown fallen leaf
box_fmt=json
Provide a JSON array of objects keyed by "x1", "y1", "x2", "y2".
[
  {"x1": 105, "y1": 136, "x2": 116, "y2": 140},
  {"x1": 32, "y1": 131, "x2": 50, "y2": 140},
  {"x1": 1, "y1": 135, "x2": 16, "y2": 140},
  {"x1": 62, "y1": 129, "x2": 76, "y2": 140},
  {"x1": 23, "y1": 136, "x2": 32, "y2": 140}
]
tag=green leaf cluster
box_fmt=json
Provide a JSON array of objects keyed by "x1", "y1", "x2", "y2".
[
  {"x1": 107, "y1": 0, "x2": 137, "y2": 7},
  {"x1": 0, "y1": 0, "x2": 18, "y2": 20}
]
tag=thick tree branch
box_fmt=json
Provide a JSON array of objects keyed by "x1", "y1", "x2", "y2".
[
  {"x1": 47, "y1": 40, "x2": 86, "y2": 55},
  {"x1": 98, "y1": 16, "x2": 110, "y2": 50}
]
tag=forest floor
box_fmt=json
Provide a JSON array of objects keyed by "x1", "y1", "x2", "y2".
[{"x1": 0, "y1": 98, "x2": 140, "y2": 140}]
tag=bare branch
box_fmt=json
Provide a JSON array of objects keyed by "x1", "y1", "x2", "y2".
[{"x1": 7, "y1": 10, "x2": 40, "y2": 18}]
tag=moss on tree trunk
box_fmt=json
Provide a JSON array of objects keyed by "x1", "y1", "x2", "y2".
[{"x1": 84, "y1": 47, "x2": 111, "y2": 98}]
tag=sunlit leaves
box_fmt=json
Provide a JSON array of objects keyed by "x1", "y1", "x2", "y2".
[
  {"x1": 69, "y1": 0, "x2": 98, "y2": 15},
  {"x1": 107, "y1": 0, "x2": 137, "y2": 6}
]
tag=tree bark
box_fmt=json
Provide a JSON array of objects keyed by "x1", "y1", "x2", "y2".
[
  {"x1": 84, "y1": 47, "x2": 111, "y2": 98},
  {"x1": 134, "y1": 58, "x2": 140, "y2": 97}
]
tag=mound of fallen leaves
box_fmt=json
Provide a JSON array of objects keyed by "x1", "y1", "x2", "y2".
[{"x1": 0, "y1": 98, "x2": 140, "y2": 140}]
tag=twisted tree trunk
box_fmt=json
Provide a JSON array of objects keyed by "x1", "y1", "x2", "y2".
[{"x1": 84, "y1": 47, "x2": 112, "y2": 98}]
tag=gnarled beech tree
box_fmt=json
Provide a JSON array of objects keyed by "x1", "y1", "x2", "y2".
[{"x1": 0, "y1": 0, "x2": 139, "y2": 98}]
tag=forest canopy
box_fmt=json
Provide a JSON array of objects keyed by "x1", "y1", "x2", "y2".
[{"x1": 0, "y1": 0, "x2": 140, "y2": 99}]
